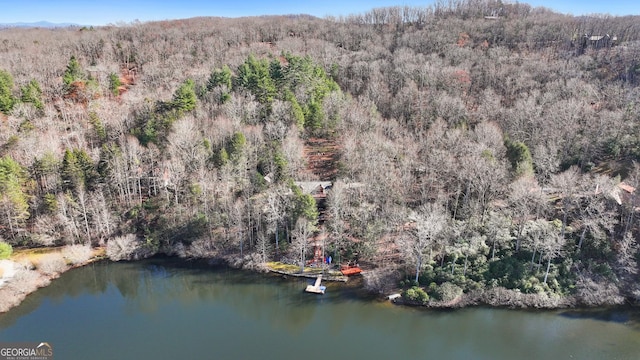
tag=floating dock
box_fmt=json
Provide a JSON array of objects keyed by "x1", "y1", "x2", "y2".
[
  {"x1": 387, "y1": 293, "x2": 401, "y2": 301},
  {"x1": 305, "y1": 275, "x2": 326, "y2": 294}
]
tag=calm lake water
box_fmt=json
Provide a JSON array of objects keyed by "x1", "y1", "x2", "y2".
[{"x1": 1, "y1": 258, "x2": 639, "y2": 360}]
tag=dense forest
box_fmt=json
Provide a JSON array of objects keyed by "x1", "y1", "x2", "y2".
[{"x1": 1, "y1": 0, "x2": 640, "y2": 307}]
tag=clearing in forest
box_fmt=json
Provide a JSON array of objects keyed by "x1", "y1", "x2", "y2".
[
  {"x1": 300, "y1": 137, "x2": 340, "y2": 265},
  {"x1": 302, "y1": 137, "x2": 340, "y2": 182}
]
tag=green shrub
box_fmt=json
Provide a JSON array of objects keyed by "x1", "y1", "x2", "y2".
[
  {"x1": 484, "y1": 256, "x2": 526, "y2": 289},
  {"x1": 436, "y1": 282, "x2": 463, "y2": 302},
  {"x1": 521, "y1": 276, "x2": 544, "y2": 294},
  {"x1": 404, "y1": 286, "x2": 429, "y2": 304},
  {"x1": 18, "y1": 120, "x2": 34, "y2": 132},
  {"x1": 404, "y1": 287, "x2": 417, "y2": 300},
  {"x1": 0, "y1": 242, "x2": 12, "y2": 259}
]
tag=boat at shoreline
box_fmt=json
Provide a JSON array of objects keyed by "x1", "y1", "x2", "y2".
[{"x1": 340, "y1": 265, "x2": 362, "y2": 276}]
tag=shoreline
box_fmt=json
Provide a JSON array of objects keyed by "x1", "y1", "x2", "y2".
[
  {"x1": 0, "y1": 247, "x2": 106, "y2": 314},
  {"x1": 265, "y1": 261, "x2": 349, "y2": 282},
  {"x1": 392, "y1": 287, "x2": 577, "y2": 309},
  {"x1": 0, "y1": 253, "x2": 635, "y2": 314},
  {"x1": 268, "y1": 269, "x2": 349, "y2": 282}
]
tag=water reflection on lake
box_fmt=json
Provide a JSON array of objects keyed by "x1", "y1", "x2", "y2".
[{"x1": 1, "y1": 258, "x2": 639, "y2": 360}]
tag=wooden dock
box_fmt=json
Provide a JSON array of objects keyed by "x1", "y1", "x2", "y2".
[
  {"x1": 305, "y1": 275, "x2": 326, "y2": 294},
  {"x1": 267, "y1": 264, "x2": 348, "y2": 282}
]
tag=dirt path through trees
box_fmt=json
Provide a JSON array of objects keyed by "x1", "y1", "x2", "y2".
[
  {"x1": 302, "y1": 137, "x2": 340, "y2": 181},
  {"x1": 302, "y1": 137, "x2": 340, "y2": 265}
]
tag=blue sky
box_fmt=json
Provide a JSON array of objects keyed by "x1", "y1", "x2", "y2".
[{"x1": 1, "y1": 1, "x2": 638, "y2": 25}]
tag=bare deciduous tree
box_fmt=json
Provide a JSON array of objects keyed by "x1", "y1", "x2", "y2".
[
  {"x1": 291, "y1": 217, "x2": 314, "y2": 273},
  {"x1": 400, "y1": 204, "x2": 447, "y2": 283}
]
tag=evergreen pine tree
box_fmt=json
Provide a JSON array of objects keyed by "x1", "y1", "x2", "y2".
[
  {"x1": 0, "y1": 70, "x2": 15, "y2": 114},
  {"x1": 63, "y1": 56, "x2": 84, "y2": 86},
  {"x1": 20, "y1": 79, "x2": 44, "y2": 110}
]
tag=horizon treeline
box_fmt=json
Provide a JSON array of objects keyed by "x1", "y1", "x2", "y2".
[{"x1": 1, "y1": 0, "x2": 639, "y2": 304}]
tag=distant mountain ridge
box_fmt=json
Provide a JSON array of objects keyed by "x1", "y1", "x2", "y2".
[{"x1": 0, "y1": 21, "x2": 83, "y2": 28}]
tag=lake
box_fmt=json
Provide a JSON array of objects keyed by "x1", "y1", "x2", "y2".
[{"x1": 1, "y1": 258, "x2": 639, "y2": 359}]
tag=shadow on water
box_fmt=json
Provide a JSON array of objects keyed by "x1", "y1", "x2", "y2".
[
  {"x1": 3, "y1": 257, "x2": 640, "y2": 360},
  {"x1": 558, "y1": 306, "x2": 640, "y2": 330},
  {"x1": 150, "y1": 256, "x2": 376, "y2": 303},
  {"x1": 0, "y1": 260, "x2": 113, "y2": 329},
  {"x1": 3, "y1": 256, "x2": 640, "y2": 334},
  {"x1": 0, "y1": 257, "x2": 302, "y2": 331}
]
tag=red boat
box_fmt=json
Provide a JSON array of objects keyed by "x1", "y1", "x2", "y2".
[{"x1": 340, "y1": 265, "x2": 362, "y2": 276}]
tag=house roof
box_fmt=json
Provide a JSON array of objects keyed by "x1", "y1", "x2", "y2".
[{"x1": 294, "y1": 181, "x2": 332, "y2": 194}]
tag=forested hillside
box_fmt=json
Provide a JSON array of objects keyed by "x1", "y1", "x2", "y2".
[{"x1": 1, "y1": 0, "x2": 639, "y2": 306}]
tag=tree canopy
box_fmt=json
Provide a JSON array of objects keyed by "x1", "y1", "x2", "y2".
[
  {"x1": 0, "y1": 70, "x2": 15, "y2": 114},
  {"x1": 0, "y1": 1, "x2": 639, "y2": 306}
]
